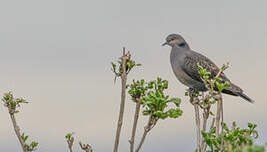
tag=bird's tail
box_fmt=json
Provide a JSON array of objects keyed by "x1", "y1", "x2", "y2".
[
  {"x1": 236, "y1": 92, "x2": 255, "y2": 103},
  {"x1": 222, "y1": 83, "x2": 255, "y2": 103}
]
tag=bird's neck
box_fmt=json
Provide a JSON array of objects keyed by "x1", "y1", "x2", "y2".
[
  {"x1": 170, "y1": 44, "x2": 188, "y2": 62},
  {"x1": 172, "y1": 44, "x2": 190, "y2": 54},
  {"x1": 173, "y1": 43, "x2": 190, "y2": 50}
]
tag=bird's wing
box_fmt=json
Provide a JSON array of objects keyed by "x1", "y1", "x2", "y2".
[
  {"x1": 181, "y1": 50, "x2": 253, "y2": 102},
  {"x1": 181, "y1": 50, "x2": 230, "y2": 83}
]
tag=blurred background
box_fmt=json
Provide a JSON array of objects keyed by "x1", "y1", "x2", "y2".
[{"x1": 0, "y1": 0, "x2": 266, "y2": 151}]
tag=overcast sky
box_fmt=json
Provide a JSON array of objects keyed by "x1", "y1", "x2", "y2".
[{"x1": 0, "y1": 0, "x2": 267, "y2": 151}]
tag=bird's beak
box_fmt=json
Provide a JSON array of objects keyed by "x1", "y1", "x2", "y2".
[{"x1": 162, "y1": 42, "x2": 168, "y2": 46}]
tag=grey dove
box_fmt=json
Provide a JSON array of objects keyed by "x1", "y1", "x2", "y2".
[{"x1": 162, "y1": 34, "x2": 254, "y2": 103}]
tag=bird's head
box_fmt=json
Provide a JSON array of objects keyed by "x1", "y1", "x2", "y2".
[{"x1": 162, "y1": 34, "x2": 189, "y2": 49}]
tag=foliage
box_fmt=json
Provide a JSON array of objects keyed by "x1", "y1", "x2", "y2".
[
  {"x1": 2, "y1": 92, "x2": 38, "y2": 152},
  {"x1": 128, "y1": 77, "x2": 183, "y2": 120},
  {"x1": 202, "y1": 123, "x2": 265, "y2": 152},
  {"x1": 193, "y1": 63, "x2": 231, "y2": 115},
  {"x1": 2, "y1": 91, "x2": 28, "y2": 114},
  {"x1": 111, "y1": 57, "x2": 141, "y2": 77},
  {"x1": 197, "y1": 62, "x2": 230, "y2": 93},
  {"x1": 65, "y1": 132, "x2": 74, "y2": 141},
  {"x1": 127, "y1": 79, "x2": 147, "y2": 99},
  {"x1": 21, "y1": 133, "x2": 38, "y2": 152},
  {"x1": 191, "y1": 63, "x2": 265, "y2": 152}
]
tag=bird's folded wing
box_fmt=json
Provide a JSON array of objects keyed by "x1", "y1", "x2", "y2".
[{"x1": 181, "y1": 51, "x2": 230, "y2": 83}]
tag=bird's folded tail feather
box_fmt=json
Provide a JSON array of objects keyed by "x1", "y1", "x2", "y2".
[
  {"x1": 222, "y1": 83, "x2": 255, "y2": 103},
  {"x1": 236, "y1": 92, "x2": 255, "y2": 103}
]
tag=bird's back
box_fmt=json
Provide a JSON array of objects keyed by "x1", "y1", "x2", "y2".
[{"x1": 183, "y1": 49, "x2": 230, "y2": 82}]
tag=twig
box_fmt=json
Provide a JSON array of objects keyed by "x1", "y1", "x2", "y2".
[
  {"x1": 113, "y1": 47, "x2": 130, "y2": 152},
  {"x1": 194, "y1": 104, "x2": 201, "y2": 151},
  {"x1": 215, "y1": 94, "x2": 222, "y2": 136},
  {"x1": 79, "y1": 141, "x2": 93, "y2": 152},
  {"x1": 66, "y1": 136, "x2": 74, "y2": 152},
  {"x1": 129, "y1": 98, "x2": 142, "y2": 152},
  {"x1": 213, "y1": 66, "x2": 226, "y2": 137},
  {"x1": 231, "y1": 121, "x2": 236, "y2": 131},
  {"x1": 189, "y1": 89, "x2": 201, "y2": 151},
  {"x1": 135, "y1": 115, "x2": 157, "y2": 152},
  {"x1": 197, "y1": 64, "x2": 229, "y2": 151},
  {"x1": 2, "y1": 93, "x2": 28, "y2": 152},
  {"x1": 135, "y1": 128, "x2": 148, "y2": 152},
  {"x1": 202, "y1": 118, "x2": 215, "y2": 152},
  {"x1": 220, "y1": 99, "x2": 224, "y2": 133},
  {"x1": 202, "y1": 109, "x2": 209, "y2": 133},
  {"x1": 200, "y1": 109, "x2": 209, "y2": 152},
  {"x1": 9, "y1": 112, "x2": 28, "y2": 152},
  {"x1": 210, "y1": 118, "x2": 215, "y2": 129}
]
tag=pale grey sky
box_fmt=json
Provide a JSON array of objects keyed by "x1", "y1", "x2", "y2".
[{"x1": 0, "y1": 0, "x2": 267, "y2": 151}]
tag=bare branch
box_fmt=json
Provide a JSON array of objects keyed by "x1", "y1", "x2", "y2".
[
  {"x1": 188, "y1": 89, "x2": 201, "y2": 151},
  {"x1": 135, "y1": 115, "x2": 157, "y2": 152},
  {"x1": 215, "y1": 94, "x2": 222, "y2": 136},
  {"x1": 215, "y1": 63, "x2": 229, "y2": 78},
  {"x1": 201, "y1": 109, "x2": 209, "y2": 152},
  {"x1": 79, "y1": 141, "x2": 93, "y2": 152},
  {"x1": 202, "y1": 118, "x2": 215, "y2": 152},
  {"x1": 220, "y1": 99, "x2": 224, "y2": 134},
  {"x1": 65, "y1": 133, "x2": 74, "y2": 152},
  {"x1": 113, "y1": 47, "x2": 131, "y2": 152},
  {"x1": 210, "y1": 118, "x2": 215, "y2": 129},
  {"x1": 129, "y1": 98, "x2": 142, "y2": 152},
  {"x1": 2, "y1": 92, "x2": 30, "y2": 152},
  {"x1": 194, "y1": 104, "x2": 201, "y2": 151},
  {"x1": 10, "y1": 113, "x2": 28, "y2": 152}
]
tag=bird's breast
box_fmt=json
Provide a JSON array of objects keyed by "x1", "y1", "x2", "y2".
[
  {"x1": 170, "y1": 49, "x2": 206, "y2": 91},
  {"x1": 170, "y1": 58, "x2": 193, "y2": 87}
]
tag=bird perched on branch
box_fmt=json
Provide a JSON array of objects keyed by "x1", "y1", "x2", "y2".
[{"x1": 162, "y1": 34, "x2": 254, "y2": 103}]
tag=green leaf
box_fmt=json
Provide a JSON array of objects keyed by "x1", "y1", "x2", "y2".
[
  {"x1": 143, "y1": 109, "x2": 150, "y2": 115},
  {"x1": 167, "y1": 98, "x2": 181, "y2": 107},
  {"x1": 65, "y1": 133, "x2": 73, "y2": 140},
  {"x1": 167, "y1": 109, "x2": 183, "y2": 118},
  {"x1": 111, "y1": 62, "x2": 116, "y2": 71},
  {"x1": 21, "y1": 133, "x2": 28, "y2": 142},
  {"x1": 30, "y1": 141, "x2": 38, "y2": 149}
]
